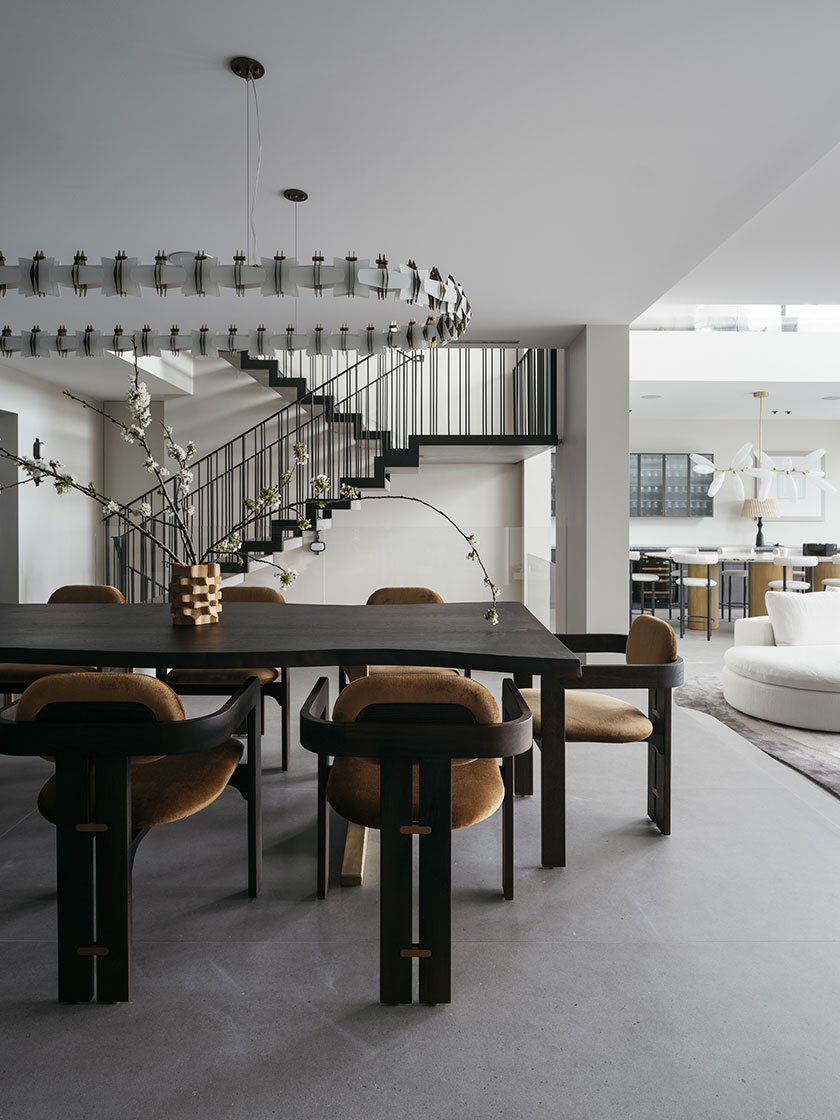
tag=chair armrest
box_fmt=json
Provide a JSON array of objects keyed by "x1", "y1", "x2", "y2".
[
  {"x1": 300, "y1": 676, "x2": 533, "y2": 761},
  {"x1": 0, "y1": 676, "x2": 263, "y2": 757},
  {"x1": 554, "y1": 633, "x2": 628, "y2": 654},
  {"x1": 566, "y1": 657, "x2": 684, "y2": 690},
  {"x1": 733, "y1": 616, "x2": 775, "y2": 647}
]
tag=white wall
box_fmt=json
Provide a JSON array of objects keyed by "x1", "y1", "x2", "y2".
[
  {"x1": 0, "y1": 367, "x2": 103, "y2": 601},
  {"x1": 631, "y1": 330, "x2": 840, "y2": 385},
  {"x1": 239, "y1": 462, "x2": 523, "y2": 609},
  {"x1": 630, "y1": 417, "x2": 840, "y2": 548}
]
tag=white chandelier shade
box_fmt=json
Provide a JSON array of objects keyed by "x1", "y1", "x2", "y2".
[
  {"x1": 0, "y1": 251, "x2": 471, "y2": 350},
  {"x1": 690, "y1": 447, "x2": 836, "y2": 501}
]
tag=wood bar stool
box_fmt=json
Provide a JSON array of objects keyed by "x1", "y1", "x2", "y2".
[{"x1": 671, "y1": 553, "x2": 719, "y2": 640}]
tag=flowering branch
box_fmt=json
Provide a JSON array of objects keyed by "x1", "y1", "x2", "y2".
[{"x1": 335, "y1": 486, "x2": 500, "y2": 623}]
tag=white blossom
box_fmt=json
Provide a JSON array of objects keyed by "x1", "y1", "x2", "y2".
[{"x1": 138, "y1": 501, "x2": 152, "y2": 519}]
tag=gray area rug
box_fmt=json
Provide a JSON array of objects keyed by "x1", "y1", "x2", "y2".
[{"x1": 676, "y1": 673, "x2": 840, "y2": 800}]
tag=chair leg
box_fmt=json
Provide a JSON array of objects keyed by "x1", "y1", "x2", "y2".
[
  {"x1": 418, "y1": 758, "x2": 453, "y2": 1005},
  {"x1": 93, "y1": 755, "x2": 132, "y2": 1003},
  {"x1": 706, "y1": 579, "x2": 711, "y2": 641},
  {"x1": 502, "y1": 756, "x2": 514, "y2": 901},
  {"x1": 246, "y1": 703, "x2": 262, "y2": 899},
  {"x1": 538, "y1": 680, "x2": 566, "y2": 869},
  {"x1": 379, "y1": 758, "x2": 414, "y2": 1004},
  {"x1": 317, "y1": 754, "x2": 331, "y2": 900},
  {"x1": 55, "y1": 755, "x2": 95, "y2": 1003},
  {"x1": 679, "y1": 576, "x2": 685, "y2": 639},
  {"x1": 647, "y1": 686, "x2": 672, "y2": 835},
  {"x1": 513, "y1": 672, "x2": 534, "y2": 797},
  {"x1": 279, "y1": 674, "x2": 290, "y2": 772}
]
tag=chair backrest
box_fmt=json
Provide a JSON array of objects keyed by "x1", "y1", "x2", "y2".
[
  {"x1": 48, "y1": 584, "x2": 125, "y2": 604},
  {"x1": 366, "y1": 587, "x2": 444, "y2": 605},
  {"x1": 221, "y1": 585, "x2": 285, "y2": 603},
  {"x1": 16, "y1": 672, "x2": 184, "y2": 724},
  {"x1": 670, "y1": 552, "x2": 719, "y2": 568},
  {"x1": 625, "y1": 615, "x2": 678, "y2": 666},
  {"x1": 334, "y1": 673, "x2": 499, "y2": 729}
]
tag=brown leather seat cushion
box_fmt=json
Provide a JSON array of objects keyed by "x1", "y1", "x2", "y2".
[
  {"x1": 327, "y1": 755, "x2": 504, "y2": 830},
  {"x1": 37, "y1": 739, "x2": 244, "y2": 828},
  {"x1": 520, "y1": 688, "x2": 654, "y2": 743},
  {"x1": 625, "y1": 614, "x2": 677, "y2": 665},
  {"x1": 165, "y1": 667, "x2": 280, "y2": 686},
  {"x1": 0, "y1": 663, "x2": 98, "y2": 683}
]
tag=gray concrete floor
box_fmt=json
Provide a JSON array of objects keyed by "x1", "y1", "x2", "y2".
[{"x1": 2, "y1": 627, "x2": 840, "y2": 1120}]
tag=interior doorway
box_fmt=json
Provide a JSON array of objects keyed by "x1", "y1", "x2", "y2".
[{"x1": 0, "y1": 411, "x2": 19, "y2": 602}]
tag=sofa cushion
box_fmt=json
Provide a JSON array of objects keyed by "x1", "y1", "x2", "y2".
[
  {"x1": 764, "y1": 590, "x2": 840, "y2": 646},
  {"x1": 723, "y1": 645, "x2": 840, "y2": 693}
]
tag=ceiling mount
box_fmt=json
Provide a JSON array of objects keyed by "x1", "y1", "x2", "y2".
[
  {"x1": 229, "y1": 56, "x2": 265, "y2": 81},
  {"x1": 283, "y1": 189, "x2": 309, "y2": 203}
]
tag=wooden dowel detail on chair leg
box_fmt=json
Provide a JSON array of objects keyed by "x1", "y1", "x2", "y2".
[{"x1": 340, "y1": 822, "x2": 368, "y2": 887}]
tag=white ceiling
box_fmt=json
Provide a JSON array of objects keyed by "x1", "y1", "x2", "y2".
[
  {"x1": 5, "y1": 0, "x2": 840, "y2": 362},
  {"x1": 631, "y1": 380, "x2": 840, "y2": 421}
]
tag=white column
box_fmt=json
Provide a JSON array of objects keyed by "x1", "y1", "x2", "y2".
[{"x1": 555, "y1": 325, "x2": 629, "y2": 632}]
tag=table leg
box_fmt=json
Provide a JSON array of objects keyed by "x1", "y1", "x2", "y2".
[
  {"x1": 539, "y1": 675, "x2": 566, "y2": 869},
  {"x1": 93, "y1": 756, "x2": 132, "y2": 1003},
  {"x1": 55, "y1": 755, "x2": 95, "y2": 1003}
]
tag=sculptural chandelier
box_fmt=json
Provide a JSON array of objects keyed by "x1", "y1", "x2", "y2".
[
  {"x1": 0, "y1": 57, "x2": 471, "y2": 360},
  {"x1": 690, "y1": 390, "x2": 834, "y2": 501}
]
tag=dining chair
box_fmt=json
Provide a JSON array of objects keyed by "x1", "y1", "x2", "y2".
[
  {"x1": 300, "y1": 672, "x2": 532, "y2": 1004},
  {"x1": 340, "y1": 587, "x2": 463, "y2": 687},
  {"x1": 0, "y1": 672, "x2": 262, "y2": 1003},
  {"x1": 0, "y1": 584, "x2": 126, "y2": 705},
  {"x1": 821, "y1": 552, "x2": 840, "y2": 590},
  {"x1": 515, "y1": 615, "x2": 683, "y2": 836},
  {"x1": 159, "y1": 584, "x2": 291, "y2": 770},
  {"x1": 717, "y1": 548, "x2": 751, "y2": 621}
]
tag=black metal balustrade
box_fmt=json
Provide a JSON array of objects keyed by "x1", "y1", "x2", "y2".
[{"x1": 105, "y1": 348, "x2": 557, "y2": 602}]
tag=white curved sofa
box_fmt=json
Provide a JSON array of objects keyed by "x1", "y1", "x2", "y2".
[{"x1": 722, "y1": 591, "x2": 840, "y2": 732}]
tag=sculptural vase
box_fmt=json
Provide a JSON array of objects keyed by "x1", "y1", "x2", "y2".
[{"x1": 170, "y1": 562, "x2": 223, "y2": 625}]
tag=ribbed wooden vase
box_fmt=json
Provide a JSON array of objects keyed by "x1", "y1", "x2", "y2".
[{"x1": 170, "y1": 562, "x2": 223, "y2": 626}]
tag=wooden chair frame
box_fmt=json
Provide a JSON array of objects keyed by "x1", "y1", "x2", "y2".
[
  {"x1": 300, "y1": 676, "x2": 533, "y2": 1005},
  {"x1": 156, "y1": 670, "x2": 290, "y2": 770},
  {"x1": 513, "y1": 633, "x2": 684, "y2": 836},
  {"x1": 0, "y1": 677, "x2": 262, "y2": 1004}
]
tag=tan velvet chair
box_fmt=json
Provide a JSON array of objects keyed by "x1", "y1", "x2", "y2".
[
  {"x1": 516, "y1": 615, "x2": 683, "y2": 835},
  {"x1": 0, "y1": 584, "x2": 126, "y2": 704},
  {"x1": 340, "y1": 587, "x2": 463, "y2": 686},
  {"x1": 0, "y1": 671, "x2": 262, "y2": 1003},
  {"x1": 300, "y1": 673, "x2": 532, "y2": 1004},
  {"x1": 159, "y1": 584, "x2": 291, "y2": 769}
]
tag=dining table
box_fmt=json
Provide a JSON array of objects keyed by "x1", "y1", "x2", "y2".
[{"x1": 0, "y1": 599, "x2": 581, "y2": 1000}]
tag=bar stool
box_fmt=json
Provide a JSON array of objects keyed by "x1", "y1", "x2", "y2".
[
  {"x1": 768, "y1": 554, "x2": 818, "y2": 592},
  {"x1": 718, "y1": 547, "x2": 751, "y2": 621},
  {"x1": 821, "y1": 553, "x2": 840, "y2": 590},
  {"x1": 671, "y1": 552, "x2": 719, "y2": 640},
  {"x1": 629, "y1": 551, "x2": 659, "y2": 627}
]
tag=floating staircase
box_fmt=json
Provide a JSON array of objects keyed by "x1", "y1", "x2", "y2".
[{"x1": 106, "y1": 347, "x2": 557, "y2": 601}]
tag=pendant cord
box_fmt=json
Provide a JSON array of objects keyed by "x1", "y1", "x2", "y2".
[
  {"x1": 294, "y1": 203, "x2": 299, "y2": 333},
  {"x1": 250, "y1": 78, "x2": 262, "y2": 265},
  {"x1": 246, "y1": 76, "x2": 250, "y2": 263}
]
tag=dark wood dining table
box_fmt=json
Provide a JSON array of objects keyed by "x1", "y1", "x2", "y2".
[{"x1": 0, "y1": 599, "x2": 580, "y2": 999}]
